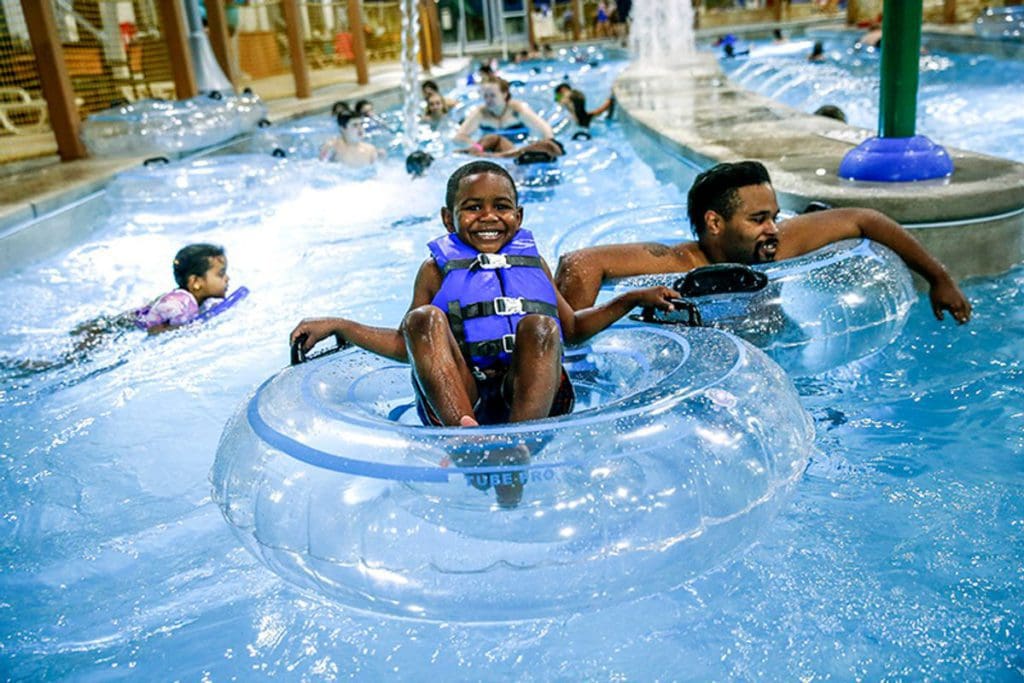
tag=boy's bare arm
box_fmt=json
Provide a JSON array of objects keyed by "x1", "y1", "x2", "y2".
[
  {"x1": 545, "y1": 260, "x2": 678, "y2": 343},
  {"x1": 290, "y1": 260, "x2": 444, "y2": 361}
]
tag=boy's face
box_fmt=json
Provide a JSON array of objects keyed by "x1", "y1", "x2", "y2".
[{"x1": 442, "y1": 172, "x2": 522, "y2": 254}]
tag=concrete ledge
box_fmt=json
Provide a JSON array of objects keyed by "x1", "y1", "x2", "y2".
[{"x1": 614, "y1": 54, "x2": 1024, "y2": 279}]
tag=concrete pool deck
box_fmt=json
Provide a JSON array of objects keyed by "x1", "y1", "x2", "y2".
[{"x1": 614, "y1": 41, "x2": 1024, "y2": 281}]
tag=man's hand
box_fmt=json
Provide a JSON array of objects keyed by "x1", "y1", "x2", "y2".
[{"x1": 929, "y1": 277, "x2": 972, "y2": 324}]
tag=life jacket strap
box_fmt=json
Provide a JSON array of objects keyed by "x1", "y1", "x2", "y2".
[
  {"x1": 459, "y1": 296, "x2": 558, "y2": 319},
  {"x1": 465, "y1": 334, "x2": 516, "y2": 358},
  {"x1": 441, "y1": 253, "x2": 544, "y2": 274}
]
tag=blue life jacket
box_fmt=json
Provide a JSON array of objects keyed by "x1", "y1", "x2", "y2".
[{"x1": 429, "y1": 229, "x2": 561, "y2": 369}]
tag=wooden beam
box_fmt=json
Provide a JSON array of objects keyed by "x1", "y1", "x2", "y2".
[
  {"x1": 281, "y1": 0, "x2": 311, "y2": 98},
  {"x1": 572, "y1": 0, "x2": 582, "y2": 41},
  {"x1": 20, "y1": 0, "x2": 86, "y2": 160},
  {"x1": 526, "y1": 0, "x2": 536, "y2": 48},
  {"x1": 157, "y1": 0, "x2": 198, "y2": 99},
  {"x1": 426, "y1": 0, "x2": 444, "y2": 64},
  {"x1": 348, "y1": 0, "x2": 369, "y2": 85},
  {"x1": 205, "y1": 0, "x2": 237, "y2": 87},
  {"x1": 943, "y1": 0, "x2": 957, "y2": 24},
  {"x1": 419, "y1": 0, "x2": 431, "y2": 71}
]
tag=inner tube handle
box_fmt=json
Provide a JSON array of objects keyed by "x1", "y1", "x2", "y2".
[
  {"x1": 290, "y1": 333, "x2": 352, "y2": 366},
  {"x1": 630, "y1": 299, "x2": 703, "y2": 327}
]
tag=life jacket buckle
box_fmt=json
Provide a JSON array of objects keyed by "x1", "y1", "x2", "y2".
[
  {"x1": 493, "y1": 296, "x2": 525, "y2": 315},
  {"x1": 476, "y1": 253, "x2": 510, "y2": 270},
  {"x1": 501, "y1": 334, "x2": 516, "y2": 354}
]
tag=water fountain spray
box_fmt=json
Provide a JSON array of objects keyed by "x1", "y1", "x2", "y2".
[
  {"x1": 629, "y1": 0, "x2": 696, "y2": 70},
  {"x1": 400, "y1": 0, "x2": 421, "y2": 153}
]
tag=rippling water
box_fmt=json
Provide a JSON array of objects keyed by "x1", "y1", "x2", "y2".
[
  {"x1": 1, "y1": 53, "x2": 1022, "y2": 679},
  {"x1": 721, "y1": 36, "x2": 1024, "y2": 163}
]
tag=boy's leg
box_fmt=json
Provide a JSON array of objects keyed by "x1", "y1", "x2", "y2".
[
  {"x1": 507, "y1": 314, "x2": 563, "y2": 423},
  {"x1": 403, "y1": 305, "x2": 479, "y2": 425}
]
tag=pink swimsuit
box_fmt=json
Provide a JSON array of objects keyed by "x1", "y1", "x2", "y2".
[{"x1": 134, "y1": 289, "x2": 199, "y2": 330}]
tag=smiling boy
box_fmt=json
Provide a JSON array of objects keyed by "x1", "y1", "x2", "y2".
[{"x1": 291, "y1": 160, "x2": 678, "y2": 428}]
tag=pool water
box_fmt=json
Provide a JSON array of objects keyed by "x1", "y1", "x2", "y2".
[
  {"x1": 2, "y1": 53, "x2": 1023, "y2": 679},
  {"x1": 720, "y1": 36, "x2": 1024, "y2": 163}
]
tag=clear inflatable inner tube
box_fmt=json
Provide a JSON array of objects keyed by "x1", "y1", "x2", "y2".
[
  {"x1": 212, "y1": 327, "x2": 814, "y2": 622},
  {"x1": 555, "y1": 205, "x2": 916, "y2": 376},
  {"x1": 105, "y1": 154, "x2": 293, "y2": 222},
  {"x1": 81, "y1": 92, "x2": 266, "y2": 157}
]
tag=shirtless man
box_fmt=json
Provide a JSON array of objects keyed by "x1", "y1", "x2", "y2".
[
  {"x1": 556, "y1": 160, "x2": 972, "y2": 324},
  {"x1": 319, "y1": 112, "x2": 379, "y2": 168}
]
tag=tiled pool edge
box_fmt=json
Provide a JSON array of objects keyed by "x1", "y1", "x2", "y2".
[{"x1": 614, "y1": 54, "x2": 1024, "y2": 281}]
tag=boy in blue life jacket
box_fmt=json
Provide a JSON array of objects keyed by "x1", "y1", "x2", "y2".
[{"x1": 290, "y1": 160, "x2": 679, "y2": 429}]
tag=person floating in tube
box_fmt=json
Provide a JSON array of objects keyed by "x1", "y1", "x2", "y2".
[
  {"x1": 454, "y1": 77, "x2": 566, "y2": 164},
  {"x1": 290, "y1": 161, "x2": 678, "y2": 507},
  {"x1": 555, "y1": 160, "x2": 971, "y2": 324}
]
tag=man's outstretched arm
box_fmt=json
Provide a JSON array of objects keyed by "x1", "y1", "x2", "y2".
[
  {"x1": 782, "y1": 208, "x2": 972, "y2": 323},
  {"x1": 555, "y1": 242, "x2": 697, "y2": 309}
]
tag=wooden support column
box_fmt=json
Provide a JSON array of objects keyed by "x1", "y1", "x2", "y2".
[
  {"x1": 20, "y1": 0, "x2": 86, "y2": 160},
  {"x1": 773, "y1": 0, "x2": 786, "y2": 23},
  {"x1": 281, "y1": 0, "x2": 311, "y2": 98},
  {"x1": 426, "y1": 0, "x2": 443, "y2": 64},
  {"x1": 348, "y1": 0, "x2": 370, "y2": 85},
  {"x1": 157, "y1": 0, "x2": 198, "y2": 99},
  {"x1": 419, "y1": 0, "x2": 431, "y2": 71},
  {"x1": 943, "y1": 0, "x2": 957, "y2": 24},
  {"x1": 526, "y1": 0, "x2": 536, "y2": 48},
  {"x1": 205, "y1": 0, "x2": 237, "y2": 87},
  {"x1": 572, "y1": 0, "x2": 582, "y2": 41}
]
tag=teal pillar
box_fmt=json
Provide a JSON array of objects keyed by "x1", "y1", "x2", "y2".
[
  {"x1": 839, "y1": 0, "x2": 953, "y2": 182},
  {"x1": 878, "y1": 0, "x2": 922, "y2": 137}
]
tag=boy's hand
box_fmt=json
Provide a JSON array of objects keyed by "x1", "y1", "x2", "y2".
[
  {"x1": 289, "y1": 318, "x2": 343, "y2": 351},
  {"x1": 634, "y1": 286, "x2": 680, "y2": 310}
]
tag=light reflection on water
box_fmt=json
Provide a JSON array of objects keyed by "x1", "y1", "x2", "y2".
[{"x1": 1, "y1": 54, "x2": 1023, "y2": 679}]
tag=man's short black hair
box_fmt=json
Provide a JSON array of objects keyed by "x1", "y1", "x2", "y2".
[
  {"x1": 173, "y1": 243, "x2": 224, "y2": 289},
  {"x1": 422, "y1": 79, "x2": 440, "y2": 93},
  {"x1": 687, "y1": 161, "x2": 772, "y2": 238},
  {"x1": 445, "y1": 161, "x2": 518, "y2": 211}
]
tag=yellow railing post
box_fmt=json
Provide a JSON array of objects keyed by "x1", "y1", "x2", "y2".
[
  {"x1": 157, "y1": 0, "x2": 199, "y2": 99},
  {"x1": 205, "y1": 0, "x2": 238, "y2": 87},
  {"x1": 348, "y1": 0, "x2": 369, "y2": 85},
  {"x1": 281, "y1": 0, "x2": 311, "y2": 98},
  {"x1": 20, "y1": 0, "x2": 87, "y2": 160}
]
